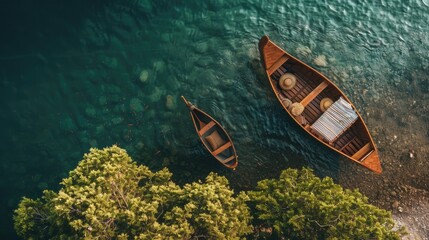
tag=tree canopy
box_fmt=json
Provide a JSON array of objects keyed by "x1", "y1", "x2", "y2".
[
  {"x1": 14, "y1": 145, "x2": 252, "y2": 239},
  {"x1": 14, "y1": 146, "x2": 405, "y2": 239},
  {"x1": 248, "y1": 168, "x2": 404, "y2": 240}
]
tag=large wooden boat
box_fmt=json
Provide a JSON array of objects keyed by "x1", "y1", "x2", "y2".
[
  {"x1": 181, "y1": 96, "x2": 238, "y2": 169},
  {"x1": 258, "y1": 35, "x2": 382, "y2": 174}
]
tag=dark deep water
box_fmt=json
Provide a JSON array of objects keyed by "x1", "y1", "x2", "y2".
[{"x1": 1, "y1": 0, "x2": 428, "y2": 238}]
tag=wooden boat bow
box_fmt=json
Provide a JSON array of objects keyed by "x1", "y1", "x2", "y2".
[
  {"x1": 181, "y1": 96, "x2": 195, "y2": 110},
  {"x1": 259, "y1": 35, "x2": 382, "y2": 174}
]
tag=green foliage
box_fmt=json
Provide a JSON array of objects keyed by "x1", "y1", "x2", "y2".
[
  {"x1": 14, "y1": 145, "x2": 252, "y2": 239},
  {"x1": 248, "y1": 168, "x2": 404, "y2": 240},
  {"x1": 13, "y1": 146, "x2": 404, "y2": 240}
]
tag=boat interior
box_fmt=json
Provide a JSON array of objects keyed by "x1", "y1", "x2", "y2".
[
  {"x1": 191, "y1": 110, "x2": 236, "y2": 165},
  {"x1": 269, "y1": 58, "x2": 375, "y2": 161}
]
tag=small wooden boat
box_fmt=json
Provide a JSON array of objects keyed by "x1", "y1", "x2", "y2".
[
  {"x1": 258, "y1": 35, "x2": 382, "y2": 174},
  {"x1": 181, "y1": 96, "x2": 238, "y2": 169}
]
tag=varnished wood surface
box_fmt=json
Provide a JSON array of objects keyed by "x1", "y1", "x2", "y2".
[
  {"x1": 259, "y1": 35, "x2": 382, "y2": 174},
  {"x1": 181, "y1": 96, "x2": 238, "y2": 169}
]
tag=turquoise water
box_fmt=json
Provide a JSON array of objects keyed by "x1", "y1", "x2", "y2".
[{"x1": 1, "y1": 0, "x2": 428, "y2": 238}]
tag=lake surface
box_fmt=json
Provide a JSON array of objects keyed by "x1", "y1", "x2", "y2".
[{"x1": 1, "y1": 0, "x2": 428, "y2": 238}]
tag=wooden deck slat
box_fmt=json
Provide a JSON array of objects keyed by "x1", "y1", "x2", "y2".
[
  {"x1": 343, "y1": 147, "x2": 354, "y2": 156},
  {"x1": 304, "y1": 105, "x2": 319, "y2": 121},
  {"x1": 352, "y1": 142, "x2": 373, "y2": 160},
  {"x1": 300, "y1": 81, "x2": 329, "y2": 107},
  {"x1": 304, "y1": 106, "x2": 318, "y2": 119},
  {"x1": 212, "y1": 142, "x2": 232, "y2": 156},
  {"x1": 306, "y1": 101, "x2": 323, "y2": 123},
  {"x1": 338, "y1": 136, "x2": 357, "y2": 152},
  {"x1": 347, "y1": 140, "x2": 359, "y2": 153},
  {"x1": 292, "y1": 85, "x2": 312, "y2": 102},
  {"x1": 351, "y1": 140, "x2": 362, "y2": 150},
  {"x1": 308, "y1": 100, "x2": 321, "y2": 114},
  {"x1": 336, "y1": 136, "x2": 348, "y2": 146},
  {"x1": 334, "y1": 129, "x2": 356, "y2": 149},
  {"x1": 198, "y1": 121, "x2": 216, "y2": 136}
]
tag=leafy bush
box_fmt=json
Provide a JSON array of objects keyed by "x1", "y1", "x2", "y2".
[
  {"x1": 14, "y1": 146, "x2": 252, "y2": 239},
  {"x1": 248, "y1": 168, "x2": 404, "y2": 240}
]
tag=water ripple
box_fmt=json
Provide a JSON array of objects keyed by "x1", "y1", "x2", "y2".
[{"x1": 1, "y1": 0, "x2": 429, "y2": 237}]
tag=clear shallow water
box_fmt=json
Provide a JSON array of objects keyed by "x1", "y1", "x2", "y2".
[{"x1": 1, "y1": 0, "x2": 428, "y2": 238}]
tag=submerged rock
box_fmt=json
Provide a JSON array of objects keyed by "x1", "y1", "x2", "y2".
[
  {"x1": 130, "y1": 98, "x2": 144, "y2": 112},
  {"x1": 60, "y1": 117, "x2": 77, "y2": 132},
  {"x1": 195, "y1": 56, "x2": 213, "y2": 67},
  {"x1": 153, "y1": 60, "x2": 165, "y2": 72},
  {"x1": 161, "y1": 33, "x2": 171, "y2": 43},
  {"x1": 145, "y1": 109, "x2": 155, "y2": 119},
  {"x1": 314, "y1": 55, "x2": 328, "y2": 67},
  {"x1": 195, "y1": 41, "x2": 209, "y2": 54},
  {"x1": 148, "y1": 87, "x2": 164, "y2": 103},
  {"x1": 111, "y1": 117, "x2": 124, "y2": 125},
  {"x1": 139, "y1": 70, "x2": 149, "y2": 83},
  {"x1": 99, "y1": 96, "x2": 107, "y2": 105},
  {"x1": 165, "y1": 95, "x2": 176, "y2": 110},
  {"x1": 296, "y1": 45, "x2": 312, "y2": 56},
  {"x1": 100, "y1": 56, "x2": 118, "y2": 69},
  {"x1": 137, "y1": 0, "x2": 153, "y2": 13},
  {"x1": 85, "y1": 107, "x2": 97, "y2": 117},
  {"x1": 136, "y1": 141, "x2": 145, "y2": 150}
]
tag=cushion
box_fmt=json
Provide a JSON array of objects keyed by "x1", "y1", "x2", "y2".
[{"x1": 205, "y1": 130, "x2": 226, "y2": 151}]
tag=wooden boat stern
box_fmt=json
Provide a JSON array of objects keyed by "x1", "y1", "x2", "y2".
[{"x1": 360, "y1": 150, "x2": 382, "y2": 174}]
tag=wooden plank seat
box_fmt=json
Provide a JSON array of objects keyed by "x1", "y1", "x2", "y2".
[
  {"x1": 351, "y1": 142, "x2": 373, "y2": 161},
  {"x1": 212, "y1": 142, "x2": 232, "y2": 156},
  {"x1": 300, "y1": 81, "x2": 329, "y2": 107},
  {"x1": 303, "y1": 99, "x2": 323, "y2": 124},
  {"x1": 198, "y1": 121, "x2": 216, "y2": 136}
]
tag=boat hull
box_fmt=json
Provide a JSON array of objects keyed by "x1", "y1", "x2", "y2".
[
  {"x1": 258, "y1": 36, "x2": 382, "y2": 174},
  {"x1": 182, "y1": 96, "x2": 238, "y2": 169}
]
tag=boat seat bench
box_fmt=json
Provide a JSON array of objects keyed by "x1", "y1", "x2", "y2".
[
  {"x1": 212, "y1": 142, "x2": 232, "y2": 156},
  {"x1": 199, "y1": 121, "x2": 216, "y2": 136},
  {"x1": 352, "y1": 142, "x2": 373, "y2": 161},
  {"x1": 300, "y1": 81, "x2": 329, "y2": 107}
]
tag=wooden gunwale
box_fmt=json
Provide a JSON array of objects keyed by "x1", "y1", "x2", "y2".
[
  {"x1": 258, "y1": 35, "x2": 382, "y2": 174},
  {"x1": 181, "y1": 96, "x2": 238, "y2": 169}
]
